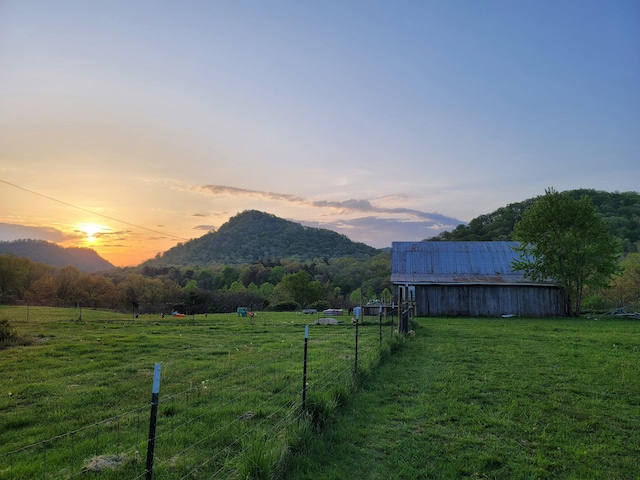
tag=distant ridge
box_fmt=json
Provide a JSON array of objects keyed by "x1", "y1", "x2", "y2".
[
  {"x1": 0, "y1": 239, "x2": 115, "y2": 272},
  {"x1": 428, "y1": 189, "x2": 640, "y2": 253},
  {"x1": 142, "y1": 210, "x2": 380, "y2": 267}
]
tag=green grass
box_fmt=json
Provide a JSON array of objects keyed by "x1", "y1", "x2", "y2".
[
  {"x1": 284, "y1": 317, "x2": 640, "y2": 479},
  {"x1": 0, "y1": 306, "x2": 388, "y2": 479},
  {"x1": 3, "y1": 308, "x2": 639, "y2": 479}
]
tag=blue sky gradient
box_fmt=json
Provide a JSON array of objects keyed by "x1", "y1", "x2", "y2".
[{"x1": 1, "y1": 1, "x2": 638, "y2": 265}]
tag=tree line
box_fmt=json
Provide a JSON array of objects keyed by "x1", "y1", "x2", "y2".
[
  {"x1": 430, "y1": 189, "x2": 640, "y2": 254},
  {"x1": 0, "y1": 252, "x2": 393, "y2": 314},
  {"x1": 2, "y1": 189, "x2": 638, "y2": 316}
]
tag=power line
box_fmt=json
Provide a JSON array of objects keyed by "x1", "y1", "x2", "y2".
[{"x1": 0, "y1": 178, "x2": 191, "y2": 241}]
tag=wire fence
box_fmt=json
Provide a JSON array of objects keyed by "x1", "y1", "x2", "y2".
[{"x1": 0, "y1": 313, "x2": 400, "y2": 479}]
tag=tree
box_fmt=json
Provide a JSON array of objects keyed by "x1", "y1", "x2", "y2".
[
  {"x1": 117, "y1": 273, "x2": 152, "y2": 310},
  {"x1": 229, "y1": 281, "x2": 247, "y2": 293},
  {"x1": 159, "y1": 278, "x2": 183, "y2": 305},
  {"x1": 83, "y1": 275, "x2": 117, "y2": 309},
  {"x1": 183, "y1": 280, "x2": 200, "y2": 315},
  {"x1": 268, "y1": 266, "x2": 286, "y2": 285},
  {"x1": 280, "y1": 270, "x2": 323, "y2": 307},
  {"x1": 602, "y1": 253, "x2": 640, "y2": 310},
  {"x1": 25, "y1": 273, "x2": 57, "y2": 305},
  {"x1": 381, "y1": 288, "x2": 392, "y2": 304},
  {"x1": 258, "y1": 282, "x2": 275, "y2": 302},
  {"x1": 55, "y1": 265, "x2": 83, "y2": 306},
  {"x1": 0, "y1": 255, "x2": 31, "y2": 301},
  {"x1": 512, "y1": 188, "x2": 620, "y2": 316},
  {"x1": 349, "y1": 287, "x2": 362, "y2": 306}
]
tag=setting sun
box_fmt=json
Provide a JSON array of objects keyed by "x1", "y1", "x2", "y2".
[{"x1": 76, "y1": 223, "x2": 110, "y2": 244}]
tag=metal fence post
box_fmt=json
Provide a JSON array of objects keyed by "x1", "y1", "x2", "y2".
[
  {"x1": 145, "y1": 363, "x2": 161, "y2": 480},
  {"x1": 302, "y1": 325, "x2": 309, "y2": 413},
  {"x1": 391, "y1": 311, "x2": 394, "y2": 337},
  {"x1": 354, "y1": 318, "x2": 359, "y2": 376}
]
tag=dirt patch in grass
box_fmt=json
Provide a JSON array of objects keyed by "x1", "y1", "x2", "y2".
[{"x1": 83, "y1": 454, "x2": 127, "y2": 472}]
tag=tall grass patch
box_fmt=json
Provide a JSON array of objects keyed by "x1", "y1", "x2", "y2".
[
  {"x1": 285, "y1": 317, "x2": 640, "y2": 479},
  {"x1": 0, "y1": 306, "x2": 398, "y2": 478}
]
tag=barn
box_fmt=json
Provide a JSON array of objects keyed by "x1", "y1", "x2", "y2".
[{"x1": 391, "y1": 241, "x2": 565, "y2": 317}]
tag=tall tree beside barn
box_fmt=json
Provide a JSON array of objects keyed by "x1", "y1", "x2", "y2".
[{"x1": 512, "y1": 188, "x2": 619, "y2": 316}]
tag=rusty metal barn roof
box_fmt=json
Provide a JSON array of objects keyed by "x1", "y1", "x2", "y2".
[{"x1": 391, "y1": 241, "x2": 552, "y2": 286}]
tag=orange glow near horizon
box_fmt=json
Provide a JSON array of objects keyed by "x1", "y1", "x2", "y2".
[
  {"x1": 87, "y1": 235, "x2": 180, "y2": 268},
  {"x1": 75, "y1": 223, "x2": 110, "y2": 244},
  {"x1": 98, "y1": 247, "x2": 158, "y2": 268}
]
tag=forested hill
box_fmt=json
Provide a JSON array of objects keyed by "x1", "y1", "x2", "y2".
[
  {"x1": 142, "y1": 210, "x2": 380, "y2": 267},
  {"x1": 0, "y1": 239, "x2": 115, "y2": 272},
  {"x1": 428, "y1": 189, "x2": 640, "y2": 253}
]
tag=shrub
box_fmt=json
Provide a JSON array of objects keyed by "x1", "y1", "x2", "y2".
[
  {"x1": 582, "y1": 295, "x2": 612, "y2": 313},
  {"x1": 303, "y1": 394, "x2": 338, "y2": 432},
  {"x1": 286, "y1": 416, "x2": 315, "y2": 455},
  {"x1": 267, "y1": 301, "x2": 300, "y2": 312},
  {"x1": 0, "y1": 320, "x2": 28, "y2": 349},
  {"x1": 309, "y1": 300, "x2": 330, "y2": 311},
  {"x1": 387, "y1": 332, "x2": 406, "y2": 355},
  {"x1": 235, "y1": 434, "x2": 280, "y2": 480},
  {"x1": 0, "y1": 320, "x2": 16, "y2": 341}
]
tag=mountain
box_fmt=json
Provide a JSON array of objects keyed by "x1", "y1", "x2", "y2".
[
  {"x1": 428, "y1": 189, "x2": 640, "y2": 253},
  {"x1": 0, "y1": 239, "x2": 115, "y2": 272},
  {"x1": 142, "y1": 210, "x2": 380, "y2": 267}
]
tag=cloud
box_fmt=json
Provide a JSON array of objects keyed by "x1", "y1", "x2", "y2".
[
  {"x1": 195, "y1": 185, "x2": 305, "y2": 203},
  {"x1": 101, "y1": 230, "x2": 132, "y2": 241},
  {"x1": 300, "y1": 216, "x2": 462, "y2": 248},
  {"x1": 0, "y1": 223, "x2": 67, "y2": 242},
  {"x1": 193, "y1": 184, "x2": 466, "y2": 248},
  {"x1": 65, "y1": 227, "x2": 132, "y2": 243},
  {"x1": 193, "y1": 225, "x2": 216, "y2": 232},
  {"x1": 195, "y1": 184, "x2": 462, "y2": 223},
  {"x1": 308, "y1": 198, "x2": 458, "y2": 224}
]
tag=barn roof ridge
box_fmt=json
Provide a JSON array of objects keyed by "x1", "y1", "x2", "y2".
[{"x1": 390, "y1": 241, "x2": 553, "y2": 286}]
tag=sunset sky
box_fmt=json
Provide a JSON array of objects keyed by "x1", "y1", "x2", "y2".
[{"x1": 1, "y1": 1, "x2": 638, "y2": 267}]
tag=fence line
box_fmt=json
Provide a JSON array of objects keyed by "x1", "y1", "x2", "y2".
[{"x1": 1, "y1": 316, "x2": 401, "y2": 479}]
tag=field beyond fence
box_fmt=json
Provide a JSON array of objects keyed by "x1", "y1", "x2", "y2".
[
  {"x1": 2, "y1": 308, "x2": 640, "y2": 479},
  {"x1": 0, "y1": 306, "x2": 397, "y2": 479},
  {"x1": 284, "y1": 316, "x2": 640, "y2": 479}
]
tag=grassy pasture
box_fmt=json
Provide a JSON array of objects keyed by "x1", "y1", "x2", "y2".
[
  {"x1": 2, "y1": 308, "x2": 639, "y2": 479},
  {"x1": 285, "y1": 316, "x2": 640, "y2": 479},
  {"x1": 0, "y1": 306, "x2": 389, "y2": 479}
]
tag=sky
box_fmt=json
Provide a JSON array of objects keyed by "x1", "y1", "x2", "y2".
[{"x1": 1, "y1": 1, "x2": 638, "y2": 267}]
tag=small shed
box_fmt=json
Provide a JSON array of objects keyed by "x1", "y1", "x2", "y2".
[{"x1": 391, "y1": 241, "x2": 565, "y2": 317}]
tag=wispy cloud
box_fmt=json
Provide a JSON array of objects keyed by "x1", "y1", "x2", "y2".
[
  {"x1": 66, "y1": 228, "x2": 131, "y2": 242},
  {"x1": 307, "y1": 198, "x2": 457, "y2": 224},
  {"x1": 300, "y1": 216, "x2": 461, "y2": 247},
  {"x1": 0, "y1": 223, "x2": 67, "y2": 242},
  {"x1": 195, "y1": 184, "x2": 458, "y2": 222},
  {"x1": 193, "y1": 184, "x2": 465, "y2": 247},
  {"x1": 196, "y1": 185, "x2": 305, "y2": 203},
  {"x1": 193, "y1": 225, "x2": 216, "y2": 232}
]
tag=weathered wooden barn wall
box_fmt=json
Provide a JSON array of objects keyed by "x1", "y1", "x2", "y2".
[
  {"x1": 391, "y1": 241, "x2": 567, "y2": 317},
  {"x1": 415, "y1": 284, "x2": 565, "y2": 317}
]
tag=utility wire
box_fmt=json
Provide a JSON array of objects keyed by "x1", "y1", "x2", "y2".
[{"x1": 0, "y1": 178, "x2": 191, "y2": 241}]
